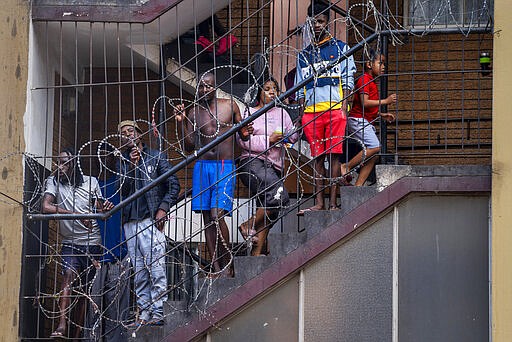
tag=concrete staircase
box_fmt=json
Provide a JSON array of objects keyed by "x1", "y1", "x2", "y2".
[{"x1": 128, "y1": 164, "x2": 490, "y2": 341}]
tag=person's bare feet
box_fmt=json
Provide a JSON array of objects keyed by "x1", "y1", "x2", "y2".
[
  {"x1": 339, "y1": 163, "x2": 353, "y2": 185},
  {"x1": 296, "y1": 204, "x2": 324, "y2": 216},
  {"x1": 238, "y1": 217, "x2": 258, "y2": 243}
]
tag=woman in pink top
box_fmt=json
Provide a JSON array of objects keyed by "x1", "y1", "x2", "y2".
[{"x1": 237, "y1": 78, "x2": 298, "y2": 256}]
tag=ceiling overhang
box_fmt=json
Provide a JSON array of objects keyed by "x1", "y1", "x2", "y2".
[{"x1": 32, "y1": 0, "x2": 183, "y2": 23}]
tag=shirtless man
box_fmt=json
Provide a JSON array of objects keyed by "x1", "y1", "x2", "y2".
[{"x1": 176, "y1": 72, "x2": 252, "y2": 276}]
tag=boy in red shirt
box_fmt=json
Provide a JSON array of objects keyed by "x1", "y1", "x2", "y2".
[{"x1": 341, "y1": 50, "x2": 397, "y2": 186}]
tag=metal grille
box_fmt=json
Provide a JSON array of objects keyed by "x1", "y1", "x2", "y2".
[{"x1": 19, "y1": 0, "x2": 493, "y2": 340}]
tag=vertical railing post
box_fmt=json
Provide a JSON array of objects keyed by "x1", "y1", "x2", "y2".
[
  {"x1": 159, "y1": 44, "x2": 167, "y2": 137},
  {"x1": 379, "y1": 0, "x2": 391, "y2": 164}
]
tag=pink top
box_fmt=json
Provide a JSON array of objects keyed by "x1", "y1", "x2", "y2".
[{"x1": 238, "y1": 106, "x2": 298, "y2": 170}]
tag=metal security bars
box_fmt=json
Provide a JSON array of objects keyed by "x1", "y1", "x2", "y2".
[{"x1": 19, "y1": 0, "x2": 493, "y2": 340}]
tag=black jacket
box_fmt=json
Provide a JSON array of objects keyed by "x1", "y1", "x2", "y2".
[{"x1": 119, "y1": 144, "x2": 181, "y2": 221}]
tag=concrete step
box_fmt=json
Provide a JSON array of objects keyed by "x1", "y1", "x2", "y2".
[
  {"x1": 128, "y1": 321, "x2": 166, "y2": 341},
  {"x1": 162, "y1": 300, "x2": 191, "y2": 334},
  {"x1": 127, "y1": 300, "x2": 192, "y2": 341},
  {"x1": 233, "y1": 255, "x2": 274, "y2": 283},
  {"x1": 156, "y1": 186, "x2": 383, "y2": 339},
  {"x1": 193, "y1": 276, "x2": 238, "y2": 308},
  {"x1": 268, "y1": 231, "x2": 307, "y2": 257},
  {"x1": 303, "y1": 186, "x2": 378, "y2": 238}
]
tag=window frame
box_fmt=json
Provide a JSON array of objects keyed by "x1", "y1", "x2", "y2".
[{"x1": 403, "y1": 0, "x2": 493, "y2": 28}]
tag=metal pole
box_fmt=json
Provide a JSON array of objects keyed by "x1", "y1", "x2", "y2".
[{"x1": 379, "y1": 0, "x2": 390, "y2": 163}]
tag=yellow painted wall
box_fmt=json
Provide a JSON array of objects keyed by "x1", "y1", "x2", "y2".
[
  {"x1": 0, "y1": 1, "x2": 28, "y2": 341},
  {"x1": 492, "y1": 0, "x2": 512, "y2": 340}
]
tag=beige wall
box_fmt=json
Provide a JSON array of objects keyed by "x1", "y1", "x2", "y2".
[
  {"x1": 492, "y1": 0, "x2": 512, "y2": 340},
  {"x1": 0, "y1": 1, "x2": 28, "y2": 341},
  {"x1": 203, "y1": 194, "x2": 489, "y2": 341}
]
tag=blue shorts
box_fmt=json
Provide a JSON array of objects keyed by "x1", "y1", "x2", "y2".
[
  {"x1": 61, "y1": 244, "x2": 102, "y2": 282},
  {"x1": 347, "y1": 117, "x2": 381, "y2": 149},
  {"x1": 191, "y1": 160, "x2": 235, "y2": 213}
]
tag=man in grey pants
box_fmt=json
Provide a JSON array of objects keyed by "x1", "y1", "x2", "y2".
[{"x1": 118, "y1": 120, "x2": 180, "y2": 327}]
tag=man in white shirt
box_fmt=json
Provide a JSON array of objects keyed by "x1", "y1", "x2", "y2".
[{"x1": 42, "y1": 147, "x2": 113, "y2": 339}]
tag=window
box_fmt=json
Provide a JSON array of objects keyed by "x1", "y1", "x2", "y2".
[{"x1": 405, "y1": 0, "x2": 493, "y2": 28}]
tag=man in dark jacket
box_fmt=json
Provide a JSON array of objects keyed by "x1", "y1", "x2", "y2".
[{"x1": 118, "y1": 120, "x2": 180, "y2": 327}]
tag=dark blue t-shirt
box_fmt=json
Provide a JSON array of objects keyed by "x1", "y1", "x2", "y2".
[{"x1": 98, "y1": 176, "x2": 127, "y2": 262}]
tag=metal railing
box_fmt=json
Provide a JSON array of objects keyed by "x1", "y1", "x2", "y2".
[{"x1": 20, "y1": 0, "x2": 493, "y2": 339}]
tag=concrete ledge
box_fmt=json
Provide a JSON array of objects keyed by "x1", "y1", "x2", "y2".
[{"x1": 376, "y1": 164, "x2": 491, "y2": 191}]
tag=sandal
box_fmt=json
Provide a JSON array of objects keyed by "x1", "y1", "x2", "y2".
[
  {"x1": 50, "y1": 329, "x2": 66, "y2": 339},
  {"x1": 329, "y1": 204, "x2": 342, "y2": 211}
]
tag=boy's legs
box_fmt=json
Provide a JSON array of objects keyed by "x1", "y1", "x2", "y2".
[
  {"x1": 302, "y1": 113, "x2": 327, "y2": 212},
  {"x1": 343, "y1": 118, "x2": 381, "y2": 185},
  {"x1": 202, "y1": 210, "x2": 220, "y2": 273},
  {"x1": 328, "y1": 153, "x2": 341, "y2": 208},
  {"x1": 301, "y1": 109, "x2": 346, "y2": 212},
  {"x1": 211, "y1": 160, "x2": 234, "y2": 273},
  {"x1": 352, "y1": 148, "x2": 379, "y2": 186},
  {"x1": 312, "y1": 155, "x2": 327, "y2": 210},
  {"x1": 52, "y1": 269, "x2": 74, "y2": 337},
  {"x1": 73, "y1": 245, "x2": 101, "y2": 338},
  {"x1": 212, "y1": 208, "x2": 232, "y2": 273}
]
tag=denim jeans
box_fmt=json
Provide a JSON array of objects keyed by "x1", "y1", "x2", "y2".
[{"x1": 123, "y1": 218, "x2": 167, "y2": 321}]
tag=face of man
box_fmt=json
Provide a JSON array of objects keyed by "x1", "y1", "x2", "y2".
[
  {"x1": 198, "y1": 74, "x2": 216, "y2": 102},
  {"x1": 120, "y1": 125, "x2": 140, "y2": 149},
  {"x1": 312, "y1": 13, "x2": 329, "y2": 40},
  {"x1": 56, "y1": 152, "x2": 74, "y2": 181}
]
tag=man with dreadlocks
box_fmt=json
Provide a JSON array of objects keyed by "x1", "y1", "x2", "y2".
[{"x1": 42, "y1": 147, "x2": 114, "y2": 339}]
